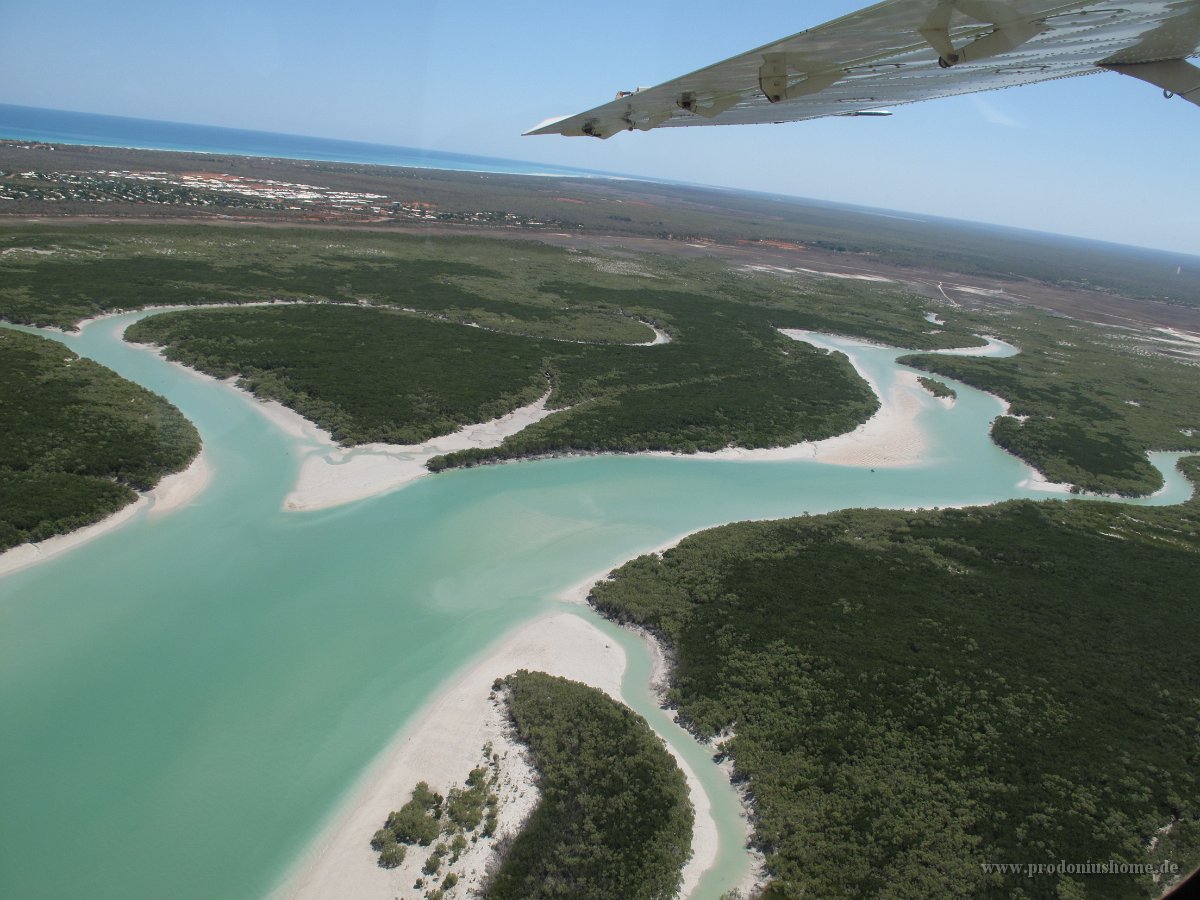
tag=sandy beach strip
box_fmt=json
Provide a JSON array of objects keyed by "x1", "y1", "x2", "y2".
[
  {"x1": 67, "y1": 299, "x2": 307, "y2": 335},
  {"x1": 0, "y1": 450, "x2": 210, "y2": 579},
  {"x1": 1018, "y1": 453, "x2": 1189, "y2": 501},
  {"x1": 142, "y1": 357, "x2": 557, "y2": 515},
  {"x1": 273, "y1": 609, "x2": 729, "y2": 900}
]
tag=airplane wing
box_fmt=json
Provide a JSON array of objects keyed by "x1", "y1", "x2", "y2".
[{"x1": 527, "y1": 0, "x2": 1200, "y2": 138}]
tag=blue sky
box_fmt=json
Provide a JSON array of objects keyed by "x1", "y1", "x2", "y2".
[{"x1": 2, "y1": 0, "x2": 1198, "y2": 255}]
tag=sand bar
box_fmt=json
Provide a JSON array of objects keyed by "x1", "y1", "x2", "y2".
[
  {"x1": 267, "y1": 390, "x2": 558, "y2": 512},
  {"x1": 123, "y1": 348, "x2": 558, "y2": 514}
]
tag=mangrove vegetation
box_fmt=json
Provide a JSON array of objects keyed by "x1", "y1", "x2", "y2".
[
  {"x1": 917, "y1": 375, "x2": 956, "y2": 399},
  {"x1": 0, "y1": 328, "x2": 200, "y2": 552},
  {"x1": 6, "y1": 222, "x2": 1197, "y2": 503},
  {"x1": 485, "y1": 670, "x2": 694, "y2": 900},
  {"x1": 590, "y1": 461, "x2": 1200, "y2": 898},
  {"x1": 370, "y1": 752, "x2": 501, "y2": 899},
  {"x1": 899, "y1": 310, "x2": 1200, "y2": 495}
]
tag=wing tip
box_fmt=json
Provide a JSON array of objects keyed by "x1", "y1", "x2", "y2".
[{"x1": 523, "y1": 115, "x2": 574, "y2": 136}]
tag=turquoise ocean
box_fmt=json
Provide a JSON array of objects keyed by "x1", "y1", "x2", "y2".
[
  {"x1": 0, "y1": 103, "x2": 622, "y2": 179},
  {"x1": 0, "y1": 110, "x2": 1194, "y2": 898}
]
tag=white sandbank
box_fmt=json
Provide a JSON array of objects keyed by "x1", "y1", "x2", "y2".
[
  {"x1": 689, "y1": 330, "x2": 930, "y2": 468},
  {"x1": 273, "y1": 609, "x2": 728, "y2": 899},
  {"x1": 637, "y1": 321, "x2": 673, "y2": 345},
  {"x1": 0, "y1": 451, "x2": 210, "y2": 579},
  {"x1": 1018, "y1": 475, "x2": 1076, "y2": 496},
  {"x1": 147, "y1": 453, "x2": 212, "y2": 517},
  {"x1": 265, "y1": 391, "x2": 558, "y2": 513},
  {"x1": 927, "y1": 335, "x2": 1018, "y2": 358}
]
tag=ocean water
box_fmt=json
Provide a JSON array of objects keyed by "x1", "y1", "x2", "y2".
[
  {"x1": 0, "y1": 314, "x2": 1191, "y2": 900},
  {"x1": 0, "y1": 103, "x2": 621, "y2": 179}
]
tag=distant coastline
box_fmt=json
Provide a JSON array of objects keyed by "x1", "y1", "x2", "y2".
[
  {"x1": 3, "y1": 105, "x2": 1196, "y2": 270},
  {"x1": 0, "y1": 102, "x2": 628, "y2": 181}
]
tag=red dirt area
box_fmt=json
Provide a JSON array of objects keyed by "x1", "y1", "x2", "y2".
[
  {"x1": 180, "y1": 172, "x2": 238, "y2": 181},
  {"x1": 738, "y1": 239, "x2": 807, "y2": 251}
]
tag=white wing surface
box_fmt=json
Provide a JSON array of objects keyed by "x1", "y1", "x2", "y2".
[{"x1": 527, "y1": 0, "x2": 1200, "y2": 138}]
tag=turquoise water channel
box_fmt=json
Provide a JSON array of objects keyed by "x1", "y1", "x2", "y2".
[{"x1": 1, "y1": 313, "x2": 1191, "y2": 900}]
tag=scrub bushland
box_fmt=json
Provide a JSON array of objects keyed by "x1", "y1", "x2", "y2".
[{"x1": 4, "y1": 144, "x2": 1198, "y2": 309}]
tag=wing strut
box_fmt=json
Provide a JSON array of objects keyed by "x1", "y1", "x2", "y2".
[{"x1": 1102, "y1": 59, "x2": 1200, "y2": 108}]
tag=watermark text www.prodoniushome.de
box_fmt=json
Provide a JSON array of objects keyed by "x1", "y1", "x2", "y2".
[{"x1": 981, "y1": 860, "x2": 1180, "y2": 878}]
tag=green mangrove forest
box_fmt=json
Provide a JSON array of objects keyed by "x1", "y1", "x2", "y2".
[
  {"x1": 590, "y1": 459, "x2": 1200, "y2": 898},
  {"x1": 4, "y1": 221, "x2": 1198, "y2": 537},
  {"x1": 0, "y1": 328, "x2": 199, "y2": 552},
  {"x1": 484, "y1": 670, "x2": 694, "y2": 900},
  {"x1": 901, "y1": 310, "x2": 1200, "y2": 495}
]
